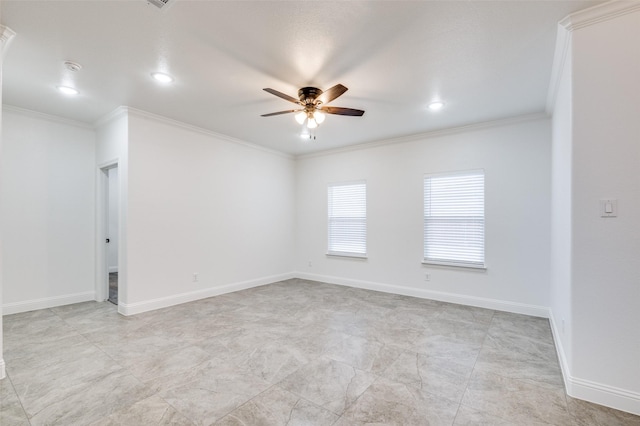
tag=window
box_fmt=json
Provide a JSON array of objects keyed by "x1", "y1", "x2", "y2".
[
  {"x1": 328, "y1": 181, "x2": 367, "y2": 257},
  {"x1": 424, "y1": 170, "x2": 485, "y2": 268}
]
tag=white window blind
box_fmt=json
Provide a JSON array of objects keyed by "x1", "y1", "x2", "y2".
[
  {"x1": 328, "y1": 181, "x2": 367, "y2": 257},
  {"x1": 424, "y1": 170, "x2": 485, "y2": 268}
]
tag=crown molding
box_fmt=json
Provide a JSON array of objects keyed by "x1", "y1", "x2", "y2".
[
  {"x1": 560, "y1": 0, "x2": 640, "y2": 32},
  {"x1": 547, "y1": 1, "x2": 640, "y2": 114},
  {"x1": 297, "y1": 112, "x2": 548, "y2": 160},
  {"x1": 93, "y1": 106, "x2": 129, "y2": 129},
  {"x1": 3, "y1": 104, "x2": 94, "y2": 129}
]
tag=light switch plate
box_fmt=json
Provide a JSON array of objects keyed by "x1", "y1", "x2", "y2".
[{"x1": 600, "y1": 199, "x2": 617, "y2": 217}]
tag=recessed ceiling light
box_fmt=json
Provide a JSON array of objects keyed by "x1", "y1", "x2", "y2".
[
  {"x1": 57, "y1": 86, "x2": 79, "y2": 96},
  {"x1": 428, "y1": 101, "x2": 445, "y2": 111},
  {"x1": 151, "y1": 72, "x2": 173, "y2": 83}
]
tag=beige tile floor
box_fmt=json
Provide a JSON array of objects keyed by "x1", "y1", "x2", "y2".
[{"x1": 1, "y1": 279, "x2": 639, "y2": 425}]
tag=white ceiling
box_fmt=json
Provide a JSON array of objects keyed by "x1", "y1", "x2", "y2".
[{"x1": 2, "y1": 0, "x2": 600, "y2": 155}]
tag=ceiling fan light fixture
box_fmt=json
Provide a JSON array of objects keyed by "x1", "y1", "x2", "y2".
[
  {"x1": 307, "y1": 117, "x2": 318, "y2": 129},
  {"x1": 295, "y1": 111, "x2": 307, "y2": 125},
  {"x1": 428, "y1": 101, "x2": 445, "y2": 111},
  {"x1": 314, "y1": 110, "x2": 326, "y2": 124}
]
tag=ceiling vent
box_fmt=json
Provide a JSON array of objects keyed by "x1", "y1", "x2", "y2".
[{"x1": 147, "y1": 0, "x2": 174, "y2": 11}]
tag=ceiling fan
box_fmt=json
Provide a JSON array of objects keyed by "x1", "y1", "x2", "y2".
[{"x1": 261, "y1": 84, "x2": 365, "y2": 129}]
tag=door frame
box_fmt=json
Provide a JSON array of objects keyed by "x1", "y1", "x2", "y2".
[{"x1": 96, "y1": 160, "x2": 119, "y2": 303}]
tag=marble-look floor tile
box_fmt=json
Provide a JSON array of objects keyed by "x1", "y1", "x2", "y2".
[
  {"x1": 382, "y1": 351, "x2": 474, "y2": 403},
  {"x1": 335, "y1": 376, "x2": 459, "y2": 426},
  {"x1": 233, "y1": 339, "x2": 317, "y2": 384},
  {"x1": 139, "y1": 315, "x2": 238, "y2": 345},
  {"x1": 411, "y1": 334, "x2": 483, "y2": 366},
  {"x1": 283, "y1": 325, "x2": 352, "y2": 356},
  {"x1": 125, "y1": 345, "x2": 212, "y2": 382},
  {"x1": 289, "y1": 306, "x2": 362, "y2": 330},
  {"x1": 54, "y1": 302, "x2": 144, "y2": 335},
  {"x1": 143, "y1": 358, "x2": 240, "y2": 395},
  {"x1": 360, "y1": 290, "x2": 422, "y2": 310},
  {"x1": 277, "y1": 356, "x2": 376, "y2": 415},
  {"x1": 88, "y1": 330, "x2": 187, "y2": 367},
  {"x1": 4, "y1": 279, "x2": 637, "y2": 425},
  {"x1": 3, "y1": 312, "x2": 79, "y2": 350},
  {"x1": 321, "y1": 331, "x2": 404, "y2": 374},
  {"x1": 3, "y1": 307, "x2": 58, "y2": 326},
  {"x1": 461, "y1": 369, "x2": 574, "y2": 425},
  {"x1": 29, "y1": 369, "x2": 153, "y2": 426},
  {"x1": 567, "y1": 396, "x2": 640, "y2": 426},
  {"x1": 452, "y1": 404, "x2": 547, "y2": 426},
  {"x1": 186, "y1": 297, "x2": 251, "y2": 315},
  {"x1": 438, "y1": 303, "x2": 495, "y2": 325},
  {"x1": 159, "y1": 359, "x2": 272, "y2": 425},
  {"x1": 380, "y1": 305, "x2": 442, "y2": 330},
  {"x1": 215, "y1": 386, "x2": 339, "y2": 426},
  {"x1": 2, "y1": 333, "x2": 90, "y2": 366},
  {"x1": 474, "y1": 331, "x2": 564, "y2": 390},
  {"x1": 414, "y1": 316, "x2": 489, "y2": 345},
  {"x1": 194, "y1": 326, "x2": 286, "y2": 362},
  {"x1": 489, "y1": 311, "x2": 552, "y2": 344},
  {"x1": 9, "y1": 348, "x2": 125, "y2": 418},
  {"x1": 0, "y1": 376, "x2": 30, "y2": 425},
  {"x1": 346, "y1": 321, "x2": 425, "y2": 350},
  {"x1": 89, "y1": 394, "x2": 194, "y2": 426},
  {"x1": 482, "y1": 327, "x2": 559, "y2": 363}
]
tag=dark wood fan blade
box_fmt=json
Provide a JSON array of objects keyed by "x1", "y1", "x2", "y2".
[
  {"x1": 316, "y1": 84, "x2": 348, "y2": 105},
  {"x1": 261, "y1": 109, "x2": 299, "y2": 117},
  {"x1": 320, "y1": 106, "x2": 365, "y2": 116},
  {"x1": 263, "y1": 88, "x2": 299, "y2": 104}
]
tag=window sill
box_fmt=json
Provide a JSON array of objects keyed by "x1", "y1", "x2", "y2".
[
  {"x1": 422, "y1": 260, "x2": 486, "y2": 270},
  {"x1": 327, "y1": 252, "x2": 368, "y2": 260}
]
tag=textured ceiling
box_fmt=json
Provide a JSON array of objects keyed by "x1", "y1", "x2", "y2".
[{"x1": 1, "y1": 1, "x2": 600, "y2": 155}]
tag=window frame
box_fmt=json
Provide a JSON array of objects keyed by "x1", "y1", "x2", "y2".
[{"x1": 423, "y1": 169, "x2": 486, "y2": 270}]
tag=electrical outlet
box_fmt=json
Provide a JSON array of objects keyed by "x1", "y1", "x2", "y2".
[
  {"x1": 425, "y1": 273, "x2": 431, "y2": 281},
  {"x1": 193, "y1": 273, "x2": 199, "y2": 282}
]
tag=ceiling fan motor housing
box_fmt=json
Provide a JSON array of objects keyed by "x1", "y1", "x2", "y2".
[{"x1": 298, "y1": 87, "x2": 323, "y2": 105}]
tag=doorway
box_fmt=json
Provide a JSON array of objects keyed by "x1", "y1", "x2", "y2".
[{"x1": 105, "y1": 166, "x2": 119, "y2": 305}]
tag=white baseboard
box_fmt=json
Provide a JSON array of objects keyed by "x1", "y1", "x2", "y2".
[
  {"x1": 549, "y1": 310, "x2": 640, "y2": 416},
  {"x1": 0, "y1": 359, "x2": 5, "y2": 380},
  {"x1": 2, "y1": 291, "x2": 96, "y2": 315},
  {"x1": 570, "y1": 377, "x2": 640, "y2": 416},
  {"x1": 295, "y1": 272, "x2": 550, "y2": 318},
  {"x1": 118, "y1": 272, "x2": 296, "y2": 316},
  {"x1": 108, "y1": 266, "x2": 119, "y2": 273}
]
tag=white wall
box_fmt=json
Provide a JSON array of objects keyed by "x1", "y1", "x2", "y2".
[
  {"x1": 123, "y1": 111, "x2": 296, "y2": 313},
  {"x1": 296, "y1": 117, "x2": 551, "y2": 315},
  {"x1": 107, "y1": 167, "x2": 119, "y2": 272},
  {"x1": 569, "y1": 9, "x2": 640, "y2": 411},
  {"x1": 550, "y1": 31, "x2": 573, "y2": 377},
  {"x1": 1, "y1": 108, "x2": 96, "y2": 314}
]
